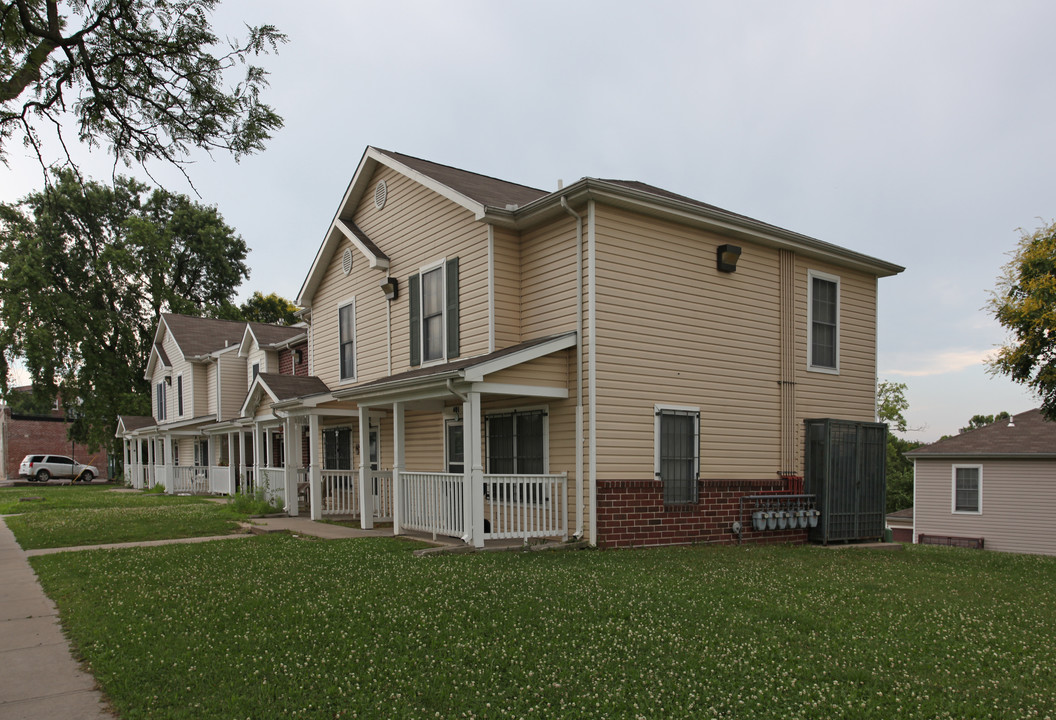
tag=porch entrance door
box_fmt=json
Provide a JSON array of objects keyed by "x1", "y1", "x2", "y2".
[{"x1": 446, "y1": 421, "x2": 464, "y2": 475}]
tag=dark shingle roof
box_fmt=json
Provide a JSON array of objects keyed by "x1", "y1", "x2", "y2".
[
  {"x1": 163, "y1": 314, "x2": 249, "y2": 358},
  {"x1": 118, "y1": 415, "x2": 156, "y2": 432},
  {"x1": 373, "y1": 148, "x2": 548, "y2": 210},
  {"x1": 886, "y1": 507, "x2": 914, "y2": 521},
  {"x1": 257, "y1": 373, "x2": 330, "y2": 402},
  {"x1": 247, "y1": 322, "x2": 305, "y2": 349},
  {"x1": 906, "y1": 409, "x2": 1056, "y2": 457}
]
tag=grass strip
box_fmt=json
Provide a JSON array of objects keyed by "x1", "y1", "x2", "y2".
[{"x1": 30, "y1": 539, "x2": 1056, "y2": 719}]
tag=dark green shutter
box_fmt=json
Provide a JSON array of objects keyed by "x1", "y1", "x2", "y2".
[
  {"x1": 446, "y1": 257, "x2": 459, "y2": 359},
  {"x1": 408, "y1": 273, "x2": 420, "y2": 366}
]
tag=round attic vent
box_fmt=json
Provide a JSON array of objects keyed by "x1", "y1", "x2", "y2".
[
  {"x1": 374, "y1": 180, "x2": 387, "y2": 210},
  {"x1": 341, "y1": 247, "x2": 353, "y2": 276}
]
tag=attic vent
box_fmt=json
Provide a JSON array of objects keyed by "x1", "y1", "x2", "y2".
[
  {"x1": 341, "y1": 247, "x2": 353, "y2": 276},
  {"x1": 374, "y1": 180, "x2": 387, "y2": 210}
]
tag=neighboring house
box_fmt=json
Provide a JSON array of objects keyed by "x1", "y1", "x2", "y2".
[
  {"x1": 907, "y1": 408, "x2": 1056, "y2": 556},
  {"x1": 117, "y1": 314, "x2": 306, "y2": 498},
  {"x1": 886, "y1": 507, "x2": 913, "y2": 543},
  {"x1": 1, "y1": 388, "x2": 109, "y2": 482},
  {"x1": 120, "y1": 146, "x2": 903, "y2": 548}
]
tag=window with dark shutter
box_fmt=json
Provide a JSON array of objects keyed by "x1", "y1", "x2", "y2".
[
  {"x1": 446, "y1": 257, "x2": 459, "y2": 359},
  {"x1": 408, "y1": 273, "x2": 420, "y2": 366},
  {"x1": 339, "y1": 301, "x2": 355, "y2": 380}
]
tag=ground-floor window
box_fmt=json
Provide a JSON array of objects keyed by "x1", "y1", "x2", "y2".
[
  {"x1": 953, "y1": 465, "x2": 982, "y2": 513},
  {"x1": 655, "y1": 405, "x2": 700, "y2": 504},
  {"x1": 485, "y1": 408, "x2": 546, "y2": 475}
]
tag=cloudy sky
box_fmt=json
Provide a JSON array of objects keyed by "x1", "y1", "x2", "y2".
[{"x1": 2, "y1": 0, "x2": 1053, "y2": 441}]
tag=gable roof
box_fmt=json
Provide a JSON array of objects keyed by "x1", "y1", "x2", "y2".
[
  {"x1": 241, "y1": 372, "x2": 331, "y2": 417},
  {"x1": 115, "y1": 415, "x2": 156, "y2": 436},
  {"x1": 239, "y1": 322, "x2": 307, "y2": 356},
  {"x1": 160, "y1": 313, "x2": 249, "y2": 358},
  {"x1": 298, "y1": 147, "x2": 904, "y2": 308},
  {"x1": 906, "y1": 409, "x2": 1056, "y2": 458}
]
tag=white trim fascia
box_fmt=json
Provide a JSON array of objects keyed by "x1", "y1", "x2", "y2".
[
  {"x1": 488, "y1": 225, "x2": 496, "y2": 354},
  {"x1": 337, "y1": 296, "x2": 358, "y2": 384},
  {"x1": 951, "y1": 464, "x2": 983, "y2": 515},
  {"x1": 237, "y1": 325, "x2": 258, "y2": 357},
  {"x1": 335, "y1": 217, "x2": 390, "y2": 270},
  {"x1": 469, "y1": 382, "x2": 569, "y2": 399},
  {"x1": 462, "y1": 332, "x2": 578, "y2": 382},
  {"x1": 332, "y1": 370, "x2": 462, "y2": 401},
  {"x1": 806, "y1": 269, "x2": 841, "y2": 375},
  {"x1": 368, "y1": 147, "x2": 488, "y2": 220},
  {"x1": 907, "y1": 452, "x2": 1056, "y2": 459},
  {"x1": 588, "y1": 200, "x2": 598, "y2": 547},
  {"x1": 240, "y1": 378, "x2": 281, "y2": 418}
]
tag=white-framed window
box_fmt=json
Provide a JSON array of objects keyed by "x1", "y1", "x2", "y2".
[
  {"x1": 485, "y1": 407, "x2": 548, "y2": 475},
  {"x1": 156, "y1": 381, "x2": 167, "y2": 421},
  {"x1": 952, "y1": 465, "x2": 982, "y2": 514},
  {"x1": 176, "y1": 374, "x2": 185, "y2": 417},
  {"x1": 251, "y1": 363, "x2": 260, "y2": 382},
  {"x1": 338, "y1": 298, "x2": 356, "y2": 381},
  {"x1": 421, "y1": 261, "x2": 445, "y2": 364},
  {"x1": 808, "y1": 270, "x2": 840, "y2": 373},
  {"x1": 654, "y1": 404, "x2": 700, "y2": 505}
]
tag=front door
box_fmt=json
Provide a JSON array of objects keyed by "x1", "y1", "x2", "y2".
[{"x1": 446, "y1": 421, "x2": 464, "y2": 475}]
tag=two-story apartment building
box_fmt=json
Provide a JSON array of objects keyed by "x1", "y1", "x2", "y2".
[{"x1": 121, "y1": 146, "x2": 902, "y2": 548}]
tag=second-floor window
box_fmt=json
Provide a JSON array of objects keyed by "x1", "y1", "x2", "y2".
[
  {"x1": 156, "y1": 381, "x2": 166, "y2": 421},
  {"x1": 808, "y1": 271, "x2": 839, "y2": 372},
  {"x1": 339, "y1": 299, "x2": 356, "y2": 381},
  {"x1": 176, "y1": 375, "x2": 184, "y2": 416},
  {"x1": 409, "y1": 257, "x2": 459, "y2": 366}
]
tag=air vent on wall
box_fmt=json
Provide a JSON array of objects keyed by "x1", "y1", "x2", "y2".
[
  {"x1": 374, "y1": 180, "x2": 387, "y2": 210},
  {"x1": 341, "y1": 247, "x2": 353, "y2": 276}
]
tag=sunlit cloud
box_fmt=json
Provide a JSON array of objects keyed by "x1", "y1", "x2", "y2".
[{"x1": 882, "y1": 349, "x2": 991, "y2": 377}]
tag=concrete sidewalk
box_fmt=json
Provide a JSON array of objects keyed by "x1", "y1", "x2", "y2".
[{"x1": 0, "y1": 520, "x2": 113, "y2": 719}]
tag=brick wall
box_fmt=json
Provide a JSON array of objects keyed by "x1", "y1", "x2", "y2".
[
  {"x1": 277, "y1": 343, "x2": 309, "y2": 377},
  {"x1": 2, "y1": 409, "x2": 110, "y2": 480},
  {"x1": 597, "y1": 478, "x2": 808, "y2": 548}
]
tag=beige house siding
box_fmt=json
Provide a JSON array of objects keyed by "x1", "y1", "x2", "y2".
[
  {"x1": 245, "y1": 346, "x2": 267, "y2": 388},
  {"x1": 520, "y1": 218, "x2": 579, "y2": 342},
  {"x1": 914, "y1": 457, "x2": 1056, "y2": 556},
  {"x1": 218, "y1": 353, "x2": 247, "y2": 421},
  {"x1": 794, "y1": 258, "x2": 877, "y2": 424},
  {"x1": 591, "y1": 204, "x2": 782, "y2": 481},
  {"x1": 192, "y1": 364, "x2": 209, "y2": 418},
  {"x1": 492, "y1": 226, "x2": 522, "y2": 348},
  {"x1": 205, "y1": 362, "x2": 218, "y2": 416},
  {"x1": 311, "y1": 165, "x2": 491, "y2": 389},
  {"x1": 481, "y1": 352, "x2": 570, "y2": 391}
]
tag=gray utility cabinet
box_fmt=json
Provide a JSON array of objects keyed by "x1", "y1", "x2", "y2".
[{"x1": 803, "y1": 418, "x2": 887, "y2": 544}]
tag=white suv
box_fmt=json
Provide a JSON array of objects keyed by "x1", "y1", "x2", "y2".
[{"x1": 19, "y1": 454, "x2": 99, "y2": 482}]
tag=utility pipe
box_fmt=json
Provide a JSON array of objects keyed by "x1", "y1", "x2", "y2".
[{"x1": 560, "y1": 197, "x2": 585, "y2": 541}]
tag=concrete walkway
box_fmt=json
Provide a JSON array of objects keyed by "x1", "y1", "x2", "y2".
[{"x1": 0, "y1": 520, "x2": 114, "y2": 719}]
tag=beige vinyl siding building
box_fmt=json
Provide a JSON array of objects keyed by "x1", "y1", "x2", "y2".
[
  {"x1": 284, "y1": 146, "x2": 902, "y2": 548},
  {"x1": 908, "y1": 408, "x2": 1056, "y2": 556}
]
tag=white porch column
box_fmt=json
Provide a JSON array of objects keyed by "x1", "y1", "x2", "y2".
[
  {"x1": 147, "y1": 437, "x2": 155, "y2": 488},
  {"x1": 284, "y1": 416, "x2": 298, "y2": 516},
  {"x1": 253, "y1": 423, "x2": 264, "y2": 495},
  {"x1": 392, "y1": 402, "x2": 404, "y2": 535},
  {"x1": 463, "y1": 391, "x2": 484, "y2": 548},
  {"x1": 164, "y1": 435, "x2": 175, "y2": 494},
  {"x1": 237, "y1": 429, "x2": 246, "y2": 494},
  {"x1": 309, "y1": 414, "x2": 322, "y2": 520},
  {"x1": 358, "y1": 405, "x2": 373, "y2": 529},
  {"x1": 225, "y1": 431, "x2": 235, "y2": 495},
  {"x1": 122, "y1": 439, "x2": 130, "y2": 486}
]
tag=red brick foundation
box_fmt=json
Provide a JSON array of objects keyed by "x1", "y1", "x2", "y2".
[{"x1": 597, "y1": 478, "x2": 808, "y2": 548}]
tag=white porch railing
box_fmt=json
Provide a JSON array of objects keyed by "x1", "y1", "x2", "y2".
[
  {"x1": 258, "y1": 467, "x2": 286, "y2": 507},
  {"x1": 400, "y1": 472, "x2": 465, "y2": 538},
  {"x1": 209, "y1": 466, "x2": 232, "y2": 495},
  {"x1": 240, "y1": 468, "x2": 256, "y2": 495},
  {"x1": 153, "y1": 464, "x2": 167, "y2": 489},
  {"x1": 321, "y1": 470, "x2": 358, "y2": 516},
  {"x1": 483, "y1": 473, "x2": 566, "y2": 540},
  {"x1": 171, "y1": 466, "x2": 209, "y2": 495},
  {"x1": 373, "y1": 470, "x2": 394, "y2": 521}
]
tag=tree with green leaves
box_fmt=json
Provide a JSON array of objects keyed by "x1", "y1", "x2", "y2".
[
  {"x1": 0, "y1": 0, "x2": 285, "y2": 178},
  {"x1": 876, "y1": 379, "x2": 922, "y2": 512},
  {"x1": 989, "y1": 220, "x2": 1056, "y2": 420},
  {"x1": 0, "y1": 168, "x2": 249, "y2": 450},
  {"x1": 959, "y1": 411, "x2": 1010, "y2": 434},
  {"x1": 238, "y1": 291, "x2": 298, "y2": 325}
]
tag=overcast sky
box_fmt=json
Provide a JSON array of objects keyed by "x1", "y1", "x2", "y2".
[{"x1": 2, "y1": 0, "x2": 1053, "y2": 442}]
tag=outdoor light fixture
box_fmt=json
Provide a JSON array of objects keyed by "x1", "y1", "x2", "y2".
[
  {"x1": 293, "y1": 349, "x2": 303, "y2": 365},
  {"x1": 716, "y1": 244, "x2": 742, "y2": 273},
  {"x1": 165, "y1": 376, "x2": 172, "y2": 386},
  {"x1": 380, "y1": 276, "x2": 399, "y2": 301}
]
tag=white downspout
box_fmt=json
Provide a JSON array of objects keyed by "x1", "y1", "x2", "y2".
[
  {"x1": 587, "y1": 200, "x2": 598, "y2": 547},
  {"x1": 560, "y1": 197, "x2": 585, "y2": 541}
]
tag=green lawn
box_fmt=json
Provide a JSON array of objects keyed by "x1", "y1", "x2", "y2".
[
  {"x1": 29, "y1": 537, "x2": 1056, "y2": 719},
  {"x1": 1, "y1": 485, "x2": 246, "y2": 549}
]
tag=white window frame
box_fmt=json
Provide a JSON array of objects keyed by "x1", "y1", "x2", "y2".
[
  {"x1": 807, "y1": 269, "x2": 840, "y2": 374},
  {"x1": 484, "y1": 404, "x2": 550, "y2": 475},
  {"x1": 156, "y1": 381, "x2": 167, "y2": 421},
  {"x1": 952, "y1": 464, "x2": 982, "y2": 514},
  {"x1": 419, "y1": 257, "x2": 447, "y2": 367},
  {"x1": 338, "y1": 297, "x2": 357, "y2": 383},
  {"x1": 654, "y1": 403, "x2": 701, "y2": 504}
]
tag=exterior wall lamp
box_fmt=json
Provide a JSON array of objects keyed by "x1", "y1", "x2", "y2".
[
  {"x1": 164, "y1": 375, "x2": 172, "y2": 386},
  {"x1": 380, "y1": 277, "x2": 399, "y2": 301},
  {"x1": 716, "y1": 244, "x2": 742, "y2": 273},
  {"x1": 293, "y1": 348, "x2": 303, "y2": 365}
]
